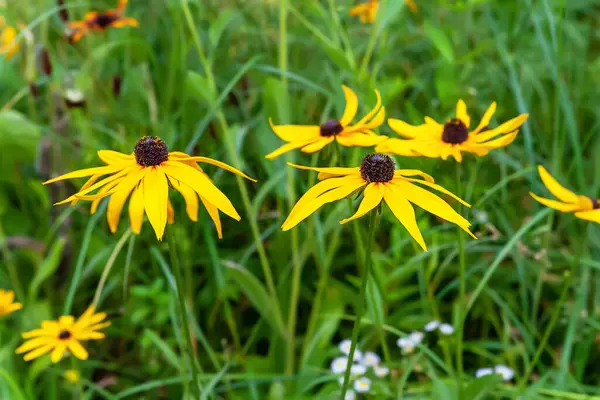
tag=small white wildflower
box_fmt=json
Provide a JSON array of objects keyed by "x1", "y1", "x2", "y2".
[
  {"x1": 475, "y1": 367, "x2": 494, "y2": 378},
  {"x1": 473, "y1": 209, "x2": 488, "y2": 224},
  {"x1": 360, "y1": 351, "x2": 380, "y2": 367},
  {"x1": 467, "y1": 87, "x2": 478, "y2": 96},
  {"x1": 344, "y1": 390, "x2": 356, "y2": 400},
  {"x1": 350, "y1": 364, "x2": 367, "y2": 376},
  {"x1": 331, "y1": 357, "x2": 348, "y2": 374},
  {"x1": 338, "y1": 339, "x2": 352, "y2": 354},
  {"x1": 424, "y1": 320, "x2": 440, "y2": 332},
  {"x1": 396, "y1": 337, "x2": 416, "y2": 354},
  {"x1": 353, "y1": 377, "x2": 371, "y2": 393},
  {"x1": 494, "y1": 365, "x2": 514, "y2": 381},
  {"x1": 409, "y1": 331, "x2": 424, "y2": 345},
  {"x1": 374, "y1": 365, "x2": 390, "y2": 377},
  {"x1": 439, "y1": 323, "x2": 454, "y2": 335},
  {"x1": 338, "y1": 376, "x2": 344, "y2": 386}
]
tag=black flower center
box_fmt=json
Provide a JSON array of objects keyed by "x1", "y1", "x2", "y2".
[
  {"x1": 134, "y1": 136, "x2": 169, "y2": 167},
  {"x1": 360, "y1": 154, "x2": 395, "y2": 183},
  {"x1": 58, "y1": 329, "x2": 72, "y2": 340},
  {"x1": 320, "y1": 119, "x2": 344, "y2": 137},
  {"x1": 94, "y1": 13, "x2": 119, "y2": 28},
  {"x1": 590, "y1": 197, "x2": 599, "y2": 209},
  {"x1": 442, "y1": 119, "x2": 469, "y2": 144}
]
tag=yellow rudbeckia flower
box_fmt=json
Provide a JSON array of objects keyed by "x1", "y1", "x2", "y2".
[
  {"x1": 283, "y1": 153, "x2": 475, "y2": 251},
  {"x1": 266, "y1": 86, "x2": 386, "y2": 159},
  {"x1": 0, "y1": 17, "x2": 19, "y2": 59},
  {"x1": 67, "y1": 0, "x2": 138, "y2": 43},
  {"x1": 349, "y1": 0, "x2": 379, "y2": 23},
  {"x1": 530, "y1": 165, "x2": 600, "y2": 222},
  {"x1": 44, "y1": 136, "x2": 256, "y2": 240},
  {"x1": 16, "y1": 306, "x2": 110, "y2": 363},
  {"x1": 0, "y1": 289, "x2": 22, "y2": 317},
  {"x1": 376, "y1": 100, "x2": 529, "y2": 162},
  {"x1": 64, "y1": 369, "x2": 81, "y2": 384}
]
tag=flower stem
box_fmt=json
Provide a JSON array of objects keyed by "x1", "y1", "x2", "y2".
[
  {"x1": 455, "y1": 162, "x2": 466, "y2": 395},
  {"x1": 93, "y1": 229, "x2": 132, "y2": 308},
  {"x1": 340, "y1": 210, "x2": 378, "y2": 399},
  {"x1": 166, "y1": 226, "x2": 202, "y2": 399},
  {"x1": 0, "y1": 220, "x2": 25, "y2": 302}
]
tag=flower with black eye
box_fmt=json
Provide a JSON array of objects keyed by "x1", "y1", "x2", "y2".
[
  {"x1": 16, "y1": 306, "x2": 110, "y2": 363},
  {"x1": 0, "y1": 289, "x2": 22, "y2": 317},
  {"x1": 43, "y1": 136, "x2": 256, "y2": 240},
  {"x1": 376, "y1": 100, "x2": 529, "y2": 162},
  {"x1": 66, "y1": 0, "x2": 138, "y2": 43},
  {"x1": 530, "y1": 165, "x2": 600, "y2": 222},
  {"x1": 0, "y1": 17, "x2": 19, "y2": 59},
  {"x1": 282, "y1": 153, "x2": 475, "y2": 250},
  {"x1": 266, "y1": 86, "x2": 386, "y2": 159},
  {"x1": 349, "y1": 1, "x2": 379, "y2": 23}
]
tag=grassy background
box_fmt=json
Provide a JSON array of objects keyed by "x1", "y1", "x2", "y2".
[{"x1": 1, "y1": 0, "x2": 600, "y2": 398}]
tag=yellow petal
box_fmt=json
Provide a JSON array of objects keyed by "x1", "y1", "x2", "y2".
[
  {"x1": 128, "y1": 182, "x2": 145, "y2": 234},
  {"x1": 349, "y1": 3, "x2": 369, "y2": 16},
  {"x1": 54, "y1": 167, "x2": 136, "y2": 205},
  {"x1": 97, "y1": 150, "x2": 133, "y2": 165},
  {"x1": 388, "y1": 119, "x2": 435, "y2": 139},
  {"x1": 301, "y1": 137, "x2": 334, "y2": 153},
  {"x1": 110, "y1": 17, "x2": 139, "y2": 28},
  {"x1": 43, "y1": 162, "x2": 134, "y2": 185},
  {"x1": 268, "y1": 119, "x2": 320, "y2": 142},
  {"x1": 354, "y1": 89, "x2": 383, "y2": 127},
  {"x1": 143, "y1": 167, "x2": 169, "y2": 240},
  {"x1": 340, "y1": 183, "x2": 384, "y2": 224},
  {"x1": 71, "y1": 175, "x2": 100, "y2": 205},
  {"x1": 282, "y1": 176, "x2": 366, "y2": 231},
  {"x1": 287, "y1": 163, "x2": 361, "y2": 177},
  {"x1": 456, "y1": 99, "x2": 470, "y2": 128},
  {"x1": 162, "y1": 162, "x2": 241, "y2": 221},
  {"x1": 200, "y1": 196, "x2": 223, "y2": 239},
  {"x1": 395, "y1": 170, "x2": 434, "y2": 183},
  {"x1": 265, "y1": 139, "x2": 317, "y2": 159},
  {"x1": 15, "y1": 337, "x2": 51, "y2": 354},
  {"x1": 167, "y1": 199, "x2": 175, "y2": 224},
  {"x1": 575, "y1": 209, "x2": 600, "y2": 223},
  {"x1": 51, "y1": 343, "x2": 67, "y2": 363},
  {"x1": 336, "y1": 132, "x2": 387, "y2": 147},
  {"x1": 67, "y1": 340, "x2": 89, "y2": 360},
  {"x1": 474, "y1": 114, "x2": 529, "y2": 143},
  {"x1": 394, "y1": 181, "x2": 474, "y2": 235},
  {"x1": 472, "y1": 102, "x2": 497, "y2": 134},
  {"x1": 174, "y1": 156, "x2": 256, "y2": 182},
  {"x1": 170, "y1": 179, "x2": 199, "y2": 222},
  {"x1": 91, "y1": 178, "x2": 124, "y2": 214},
  {"x1": 530, "y1": 192, "x2": 582, "y2": 212},
  {"x1": 403, "y1": 178, "x2": 470, "y2": 207},
  {"x1": 107, "y1": 168, "x2": 146, "y2": 233},
  {"x1": 375, "y1": 138, "x2": 423, "y2": 157},
  {"x1": 22, "y1": 344, "x2": 54, "y2": 361},
  {"x1": 383, "y1": 184, "x2": 427, "y2": 251},
  {"x1": 471, "y1": 130, "x2": 518, "y2": 150},
  {"x1": 339, "y1": 85, "x2": 359, "y2": 126},
  {"x1": 536, "y1": 165, "x2": 579, "y2": 204}
]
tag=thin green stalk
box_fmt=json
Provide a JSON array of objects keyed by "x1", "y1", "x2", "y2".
[
  {"x1": 181, "y1": 2, "x2": 283, "y2": 323},
  {"x1": 166, "y1": 226, "x2": 202, "y2": 399},
  {"x1": 92, "y1": 229, "x2": 132, "y2": 308},
  {"x1": 455, "y1": 162, "x2": 466, "y2": 396},
  {"x1": 357, "y1": 5, "x2": 381, "y2": 81},
  {"x1": 0, "y1": 220, "x2": 25, "y2": 301},
  {"x1": 341, "y1": 210, "x2": 377, "y2": 399}
]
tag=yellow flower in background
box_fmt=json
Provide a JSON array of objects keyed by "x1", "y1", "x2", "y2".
[
  {"x1": 405, "y1": 0, "x2": 417, "y2": 14},
  {"x1": 67, "y1": 0, "x2": 138, "y2": 43},
  {"x1": 64, "y1": 369, "x2": 81, "y2": 384},
  {"x1": 283, "y1": 154, "x2": 475, "y2": 251},
  {"x1": 16, "y1": 306, "x2": 110, "y2": 363},
  {"x1": 530, "y1": 165, "x2": 600, "y2": 222},
  {"x1": 44, "y1": 136, "x2": 255, "y2": 240},
  {"x1": 349, "y1": 0, "x2": 379, "y2": 23},
  {"x1": 377, "y1": 100, "x2": 529, "y2": 162},
  {"x1": 0, "y1": 17, "x2": 19, "y2": 59},
  {"x1": 0, "y1": 289, "x2": 22, "y2": 317},
  {"x1": 266, "y1": 86, "x2": 386, "y2": 159}
]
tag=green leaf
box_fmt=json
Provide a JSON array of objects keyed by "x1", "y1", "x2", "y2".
[
  {"x1": 185, "y1": 71, "x2": 215, "y2": 106},
  {"x1": 464, "y1": 374, "x2": 503, "y2": 400},
  {"x1": 143, "y1": 329, "x2": 183, "y2": 372},
  {"x1": 28, "y1": 238, "x2": 66, "y2": 302},
  {"x1": 424, "y1": 22, "x2": 455, "y2": 63}
]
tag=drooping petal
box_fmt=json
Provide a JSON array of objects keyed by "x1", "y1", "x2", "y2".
[
  {"x1": 143, "y1": 167, "x2": 169, "y2": 240},
  {"x1": 67, "y1": 340, "x2": 89, "y2": 360},
  {"x1": 301, "y1": 137, "x2": 335, "y2": 153},
  {"x1": 268, "y1": 119, "x2": 321, "y2": 142},
  {"x1": 530, "y1": 192, "x2": 583, "y2": 212},
  {"x1": 43, "y1": 162, "x2": 134, "y2": 185},
  {"x1": 282, "y1": 177, "x2": 366, "y2": 231},
  {"x1": 167, "y1": 199, "x2": 175, "y2": 224},
  {"x1": 472, "y1": 102, "x2": 497, "y2": 134},
  {"x1": 128, "y1": 182, "x2": 145, "y2": 234},
  {"x1": 50, "y1": 343, "x2": 67, "y2": 363},
  {"x1": 340, "y1": 183, "x2": 384, "y2": 224},
  {"x1": 162, "y1": 161, "x2": 241, "y2": 221},
  {"x1": 97, "y1": 150, "x2": 133, "y2": 165},
  {"x1": 388, "y1": 119, "x2": 435, "y2": 139},
  {"x1": 456, "y1": 100, "x2": 470, "y2": 128},
  {"x1": 471, "y1": 130, "x2": 518, "y2": 150},
  {"x1": 55, "y1": 167, "x2": 136, "y2": 205},
  {"x1": 200, "y1": 196, "x2": 223, "y2": 239},
  {"x1": 265, "y1": 139, "x2": 318, "y2": 159},
  {"x1": 383, "y1": 183, "x2": 427, "y2": 251},
  {"x1": 473, "y1": 114, "x2": 529, "y2": 143},
  {"x1": 354, "y1": 89, "x2": 383, "y2": 127},
  {"x1": 170, "y1": 178, "x2": 199, "y2": 222},
  {"x1": 395, "y1": 170, "x2": 434, "y2": 183},
  {"x1": 91, "y1": 178, "x2": 124, "y2": 214},
  {"x1": 536, "y1": 165, "x2": 579, "y2": 204},
  {"x1": 575, "y1": 209, "x2": 600, "y2": 223},
  {"x1": 287, "y1": 163, "x2": 361, "y2": 178},
  {"x1": 403, "y1": 178, "x2": 470, "y2": 207},
  {"x1": 173, "y1": 156, "x2": 257, "y2": 182},
  {"x1": 339, "y1": 85, "x2": 359, "y2": 126},
  {"x1": 71, "y1": 175, "x2": 101, "y2": 205},
  {"x1": 107, "y1": 168, "x2": 147, "y2": 233}
]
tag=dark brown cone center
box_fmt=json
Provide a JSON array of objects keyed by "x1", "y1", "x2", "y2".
[
  {"x1": 590, "y1": 197, "x2": 599, "y2": 209},
  {"x1": 442, "y1": 119, "x2": 469, "y2": 144},
  {"x1": 360, "y1": 154, "x2": 395, "y2": 183},
  {"x1": 134, "y1": 136, "x2": 169, "y2": 167},
  {"x1": 58, "y1": 330, "x2": 72, "y2": 340},
  {"x1": 94, "y1": 13, "x2": 119, "y2": 28},
  {"x1": 320, "y1": 119, "x2": 344, "y2": 137}
]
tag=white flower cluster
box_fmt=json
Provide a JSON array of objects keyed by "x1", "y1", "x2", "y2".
[
  {"x1": 424, "y1": 320, "x2": 454, "y2": 335},
  {"x1": 396, "y1": 331, "x2": 424, "y2": 354},
  {"x1": 475, "y1": 365, "x2": 514, "y2": 381},
  {"x1": 330, "y1": 340, "x2": 390, "y2": 399}
]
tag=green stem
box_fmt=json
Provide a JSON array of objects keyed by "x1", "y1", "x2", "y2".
[
  {"x1": 357, "y1": 5, "x2": 381, "y2": 81},
  {"x1": 340, "y1": 210, "x2": 377, "y2": 399},
  {"x1": 0, "y1": 220, "x2": 25, "y2": 301},
  {"x1": 455, "y1": 162, "x2": 466, "y2": 396},
  {"x1": 166, "y1": 226, "x2": 202, "y2": 399},
  {"x1": 92, "y1": 229, "x2": 132, "y2": 308}
]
